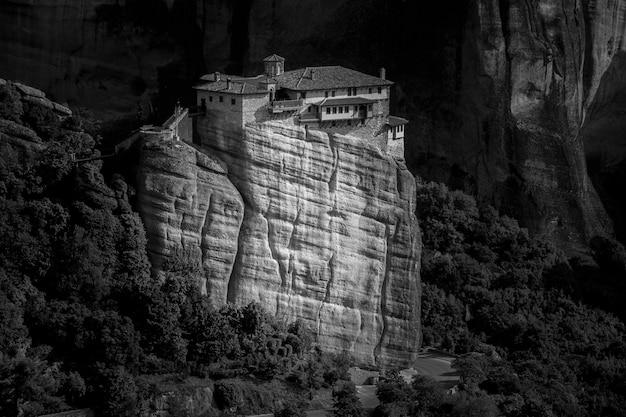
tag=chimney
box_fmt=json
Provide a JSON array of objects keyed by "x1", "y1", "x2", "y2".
[
  {"x1": 380, "y1": 67, "x2": 386, "y2": 80},
  {"x1": 310, "y1": 69, "x2": 315, "y2": 80},
  {"x1": 226, "y1": 78, "x2": 232, "y2": 89},
  {"x1": 215, "y1": 71, "x2": 221, "y2": 81}
]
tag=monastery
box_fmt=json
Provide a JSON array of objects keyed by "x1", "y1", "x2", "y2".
[{"x1": 192, "y1": 54, "x2": 408, "y2": 159}]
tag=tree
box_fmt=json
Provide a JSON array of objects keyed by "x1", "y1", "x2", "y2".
[
  {"x1": 376, "y1": 371, "x2": 412, "y2": 404},
  {"x1": 0, "y1": 347, "x2": 63, "y2": 417},
  {"x1": 275, "y1": 401, "x2": 306, "y2": 417},
  {"x1": 0, "y1": 83, "x2": 24, "y2": 122},
  {"x1": 97, "y1": 366, "x2": 139, "y2": 417},
  {"x1": 295, "y1": 355, "x2": 324, "y2": 400},
  {"x1": 332, "y1": 381, "x2": 362, "y2": 417}
]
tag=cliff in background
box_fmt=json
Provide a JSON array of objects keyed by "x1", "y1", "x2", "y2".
[
  {"x1": 135, "y1": 122, "x2": 421, "y2": 368},
  {"x1": 1, "y1": 0, "x2": 624, "y2": 254},
  {"x1": 0, "y1": 0, "x2": 203, "y2": 119}
]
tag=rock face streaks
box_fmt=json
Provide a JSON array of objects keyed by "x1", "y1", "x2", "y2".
[
  {"x1": 186, "y1": 119, "x2": 421, "y2": 368},
  {"x1": 445, "y1": 0, "x2": 612, "y2": 254},
  {"x1": 136, "y1": 134, "x2": 244, "y2": 302}
]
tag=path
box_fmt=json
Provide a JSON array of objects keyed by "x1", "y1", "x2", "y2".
[{"x1": 304, "y1": 351, "x2": 461, "y2": 416}]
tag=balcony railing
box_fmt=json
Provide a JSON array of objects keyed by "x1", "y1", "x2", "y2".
[{"x1": 270, "y1": 99, "x2": 304, "y2": 113}]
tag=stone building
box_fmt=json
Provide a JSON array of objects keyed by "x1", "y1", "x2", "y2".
[{"x1": 194, "y1": 55, "x2": 408, "y2": 159}]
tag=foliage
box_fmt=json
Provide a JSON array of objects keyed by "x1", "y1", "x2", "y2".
[
  {"x1": 415, "y1": 178, "x2": 626, "y2": 416},
  {"x1": 275, "y1": 401, "x2": 306, "y2": 417},
  {"x1": 0, "y1": 83, "x2": 23, "y2": 122},
  {"x1": 332, "y1": 381, "x2": 362, "y2": 417}
]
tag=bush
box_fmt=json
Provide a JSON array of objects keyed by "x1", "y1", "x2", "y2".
[
  {"x1": 332, "y1": 381, "x2": 362, "y2": 417},
  {"x1": 0, "y1": 83, "x2": 23, "y2": 122},
  {"x1": 214, "y1": 381, "x2": 243, "y2": 410},
  {"x1": 275, "y1": 401, "x2": 306, "y2": 417}
]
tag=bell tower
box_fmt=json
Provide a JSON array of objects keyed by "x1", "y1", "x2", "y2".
[{"x1": 263, "y1": 54, "x2": 285, "y2": 77}]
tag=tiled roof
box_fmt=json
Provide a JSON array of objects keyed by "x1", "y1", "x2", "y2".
[
  {"x1": 194, "y1": 80, "x2": 269, "y2": 96},
  {"x1": 317, "y1": 97, "x2": 377, "y2": 106},
  {"x1": 387, "y1": 116, "x2": 409, "y2": 126},
  {"x1": 275, "y1": 66, "x2": 393, "y2": 91},
  {"x1": 263, "y1": 54, "x2": 285, "y2": 62}
]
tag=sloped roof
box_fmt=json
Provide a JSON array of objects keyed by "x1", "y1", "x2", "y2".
[
  {"x1": 387, "y1": 116, "x2": 409, "y2": 126},
  {"x1": 275, "y1": 66, "x2": 393, "y2": 91},
  {"x1": 194, "y1": 80, "x2": 269, "y2": 96},
  {"x1": 263, "y1": 54, "x2": 285, "y2": 62},
  {"x1": 318, "y1": 97, "x2": 377, "y2": 107}
]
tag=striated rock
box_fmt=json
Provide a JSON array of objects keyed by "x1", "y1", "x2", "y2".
[
  {"x1": 581, "y1": 0, "x2": 626, "y2": 241},
  {"x1": 452, "y1": 0, "x2": 612, "y2": 254},
  {"x1": 135, "y1": 132, "x2": 244, "y2": 302},
  {"x1": 190, "y1": 119, "x2": 422, "y2": 368}
]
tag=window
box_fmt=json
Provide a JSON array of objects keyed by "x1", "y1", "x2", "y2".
[
  {"x1": 332, "y1": 107, "x2": 337, "y2": 114},
  {"x1": 326, "y1": 108, "x2": 331, "y2": 114},
  {"x1": 378, "y1": 87, "x2": 382, "y2": 94},
  {"x1": 345, "y1": 106, "x2": 349, "y2": 113},
  {"x1": 325, "y1": 91, "x2": 329, "y2": 98},
  {"x1": 231, "y1": 98, "x2": 236, "y2": 105},
  {"x1": 354, "y1": 106, "x2": 358, "y2": 112},
  {"x1": 201, "y1": 98, "x2": 206, "y2": 109},
  {"x1": 331, "y1": 90, "x2": 336, "y2": 97},
  {"x1": 308, "y1": 106, "x2": 312, "y2": 113},
  {"x1": 368, "y1": 88, "x2": 372, "y2": 94},
  {"x1": 368, "y1": 104, "x2": 373, "y2": 111},
  {"x1": 301, "y1": 92, "x2": 307, "y2": 99},
  {"x1": 219, "y1": 96, "x2": 224, "y2": 103},
  {"x1": 338, "y1": 107, "x2": 343, "y2": 114},
  {"x1": 347, "y1": 88, "x2": 351, "y2": 96},
  {"x1": 209, "y1": 95, "x2": 213, "y2": 102}
]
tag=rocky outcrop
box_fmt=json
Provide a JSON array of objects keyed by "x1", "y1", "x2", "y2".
[
  {"x1": 136, "y1": 121, "x2": 421, "y2": 368},
  {"x1": 136, "y1": 133, "x2": 244, "y2": 303},
  {"x1": 205, "y1": 120, "x2": 420, "y2": 368}
]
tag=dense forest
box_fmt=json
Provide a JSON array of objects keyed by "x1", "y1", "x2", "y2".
[
  {"x1": 394, "y1": 180, "x2": 626, "y2": 416},
  {"x1": 1, "y1": 80, "x2": 626, "y2": 416}
]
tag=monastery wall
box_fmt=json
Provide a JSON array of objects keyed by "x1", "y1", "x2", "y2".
[{"x1": 387, "y1": 135, "x2": 405, "y2": 160}]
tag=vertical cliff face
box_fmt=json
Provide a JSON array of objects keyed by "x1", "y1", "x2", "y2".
[
  {"x1": 136, "y1": 132, "x2": 244, "y2": 303},
  {"x1": 446, "y1": 0, "x2": 612, "y2": 253},
  {"x1": 136, "y1": 121, "x2": 422, "y2": 368},
  {"x1": 581, "y1": 0, "x2": 626, "y2": 242}
]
